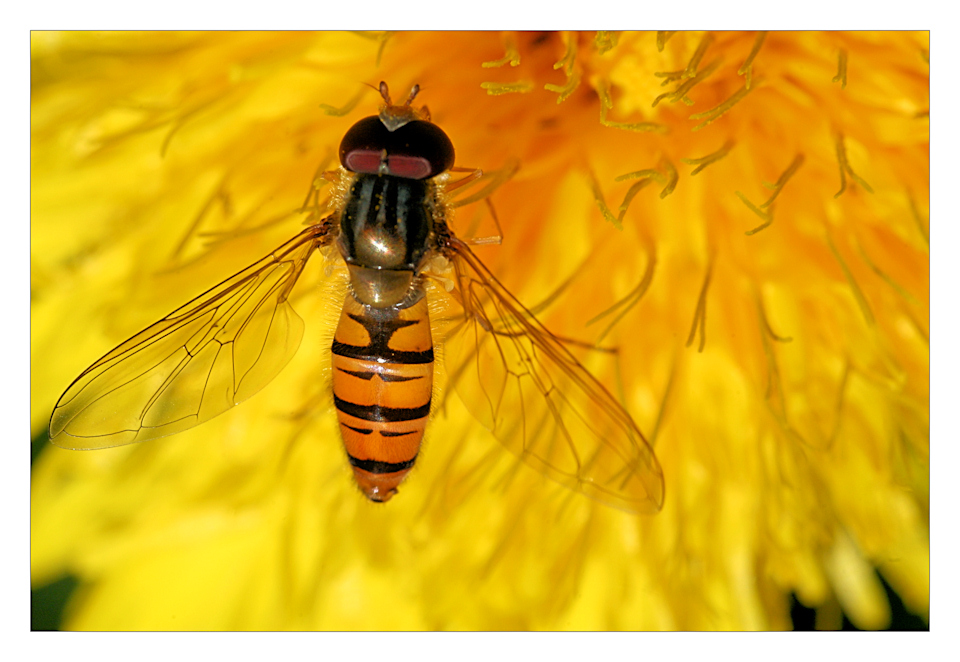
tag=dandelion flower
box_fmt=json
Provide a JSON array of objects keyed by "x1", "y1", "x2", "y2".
[{"x1": 31, "y1": 31, "x2": 928, "y2": 630}]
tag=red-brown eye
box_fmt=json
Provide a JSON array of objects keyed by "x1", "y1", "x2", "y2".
[{"x1": 339, "y1": 116, "x2": 455, "y2": 179}]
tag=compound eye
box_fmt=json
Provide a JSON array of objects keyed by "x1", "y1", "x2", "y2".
[{"x1": 339, "y1": 116, "x2": 455, "y2": 179}]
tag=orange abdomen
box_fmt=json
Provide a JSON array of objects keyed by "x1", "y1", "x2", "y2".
[{"x1": 331, "y1": 292, "x2": 434, "y2": 502}]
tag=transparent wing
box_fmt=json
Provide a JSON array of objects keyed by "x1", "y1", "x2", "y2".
[
  {"x1": 49, "y1": 223, "x2": 332, "y2": 450},
  {"x1": 437, "y1": 236, "x2": 664, "y2": 514}
]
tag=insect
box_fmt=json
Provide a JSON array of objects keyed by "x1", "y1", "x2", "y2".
[{"x1": 49, "y1": 82, "x2": 664, "y2": 514}]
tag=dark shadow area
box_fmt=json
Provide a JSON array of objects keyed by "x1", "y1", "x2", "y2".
[
  {"x1": 31, "y1": 574, "x2": 79, "y2": 631},
  {"x1": 790, "y1": 573, "x2": 927, "y2": 631},
  {"x1": 32, "y1": 428, "x2": 49, "y2": 466},
  {"x1": 32, "y1": 428, "x2": 75, "y2": 631}
]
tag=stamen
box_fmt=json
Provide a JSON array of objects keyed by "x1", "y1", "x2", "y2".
[
  {"x1": 757, "y1": 294, "x2": 793, "y2": 343},
  {"x1": 826, "y1": 361, "x2": 851, "y2": 448},
  {"x1": 617, "y1": 179, "x2": 655, "y2": 226},
  {"x1": 587, "y1": 238, "x2": 657, "y2": 344},
  {"x1": 659, "y1": 158, "x2": 678, "y2": 198},
  {"x1": 832, "y1": 49, "x2": 848, "y2": 89},
  {"x1": 743, "y1": 213, "x2": 775, "y2": 236},
  {"x1": 545, "y1": 33, "x2": 581, "y2": 104},
  {"x1": 854, "y1": 236, "x2": 918, "y2": 304},
  {"x1": 594, "y1": 31, "x2": 617, "y2": 55},
  {"x1": 738, "y1": 31, "x2": 767, "y2": 90},
  {"x1": 374, "y1": 34, "x2": 392, "y2": 66},
  {"x1": 161, "y1": 100, "x2": 216, "y2": 157},
  {"x1": 690, "y1": 79, "x2": 758, "y2": 131},
  {"x1": 686, "y1": 259, "x2": 714, "y2": 353},
  {"x1": 684, "y1": 33, "x2": 715, "y2": 79},
  {"x1": 615, "y1": 169, "x2": 665, "y2": 183},
  {"x1": 833, "y1": 134, "x2": 873, "y2": 197},
  {"x1": 653, "y1": 59, "x2": 722, "y2": 108},
  {"x1": 349, "y1": 31, "x2": 394, "y2": 66},
  {"x1": 480, "y1": 81, "x2": 534, "y2": 95},
  {"x1": 826, "y1": 230, "x2": 875, "y2": 326},
  {"x1": 449, "y1": 159, "x2": 519, "y2": 208},
  {"x1": 760, "y1": 154, "x2": 805, "y2": 209},
  {"x1": 545, "y1": 68, "x2": 581, "y2": 104},
  {"x1": 588, "y1": 170, "x2": 623, "y2": 231},
  {"x1": 654, "y1": 69, "x2": 686, "y2": 87},
  {"x1": 598, "y1": 79, "x2": 669, "y2": 134},
  {"x1": 299, "y1": 151, "x2": 335, "y2": 213},
  {"x1": 906, "y1": 189, "x2": 929, "y2": 245},
  {"x1": 647, "y1": 348, "x2": 676, "y2": 447},
  {"x1": 613, "y1": 169, "x2": 663, "y2": 223},
  {"x1": 170, "y1": 174, "x2": 228, "y2": 259},
  {"x1": 524, "y1": 258, "x2": 589, "y2": 317},
  {"x1": 602, "y1": 115, "x2": 669, "y2": 134},
  {"x1": 597, "y1": 79, "x2": 614, "y2": 111},
  {"x1": 757, "y1": 310, "x2": 786, "y2": 408},
  {"x1": 553, "y1": 31, "x2": 577, "y2": 73},
  {"x1": 319, "y1": 87, "x2": 367, "y2": 117},
  {"x1": 736, "y1": 191, "x2": 774, "y2": 235},
  {"x1": 482, "y1": 32, "x2": 520, "y2": 67},
  {"x1": 656, "y1": 31, "x2": 676, "y2": 52},
  {"x1": 903, "y1": 305, "x2": 929, "y2": 344},
  {"x1": 682, "y1": 140, "x2": 735, "y2": 175}
]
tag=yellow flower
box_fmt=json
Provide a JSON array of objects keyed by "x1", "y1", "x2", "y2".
[{"x1": 31, "y1": 31, "x2": 928, "y2": 630}]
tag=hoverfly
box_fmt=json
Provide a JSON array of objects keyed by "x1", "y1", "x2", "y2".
[{"x1": 49, "y1": 82, "x2": 664, "y2": 514}]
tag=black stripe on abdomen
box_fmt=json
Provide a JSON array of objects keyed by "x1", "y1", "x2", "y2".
[
  {"x1": 334, "y1": 395, "x2": 431, "y2": 422},
  {"x1": 336, "y1": 367, "x2": 424, "y2": 382},
  {"x1": 332, "y1": 340, "x2": 434, "y2": 365},
  {"x1": 348, "y1": 454, "x2": 418, "y2": 475},
  {"x1": 380, "y1": 429, "x2": 416, "y2": 437}
]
